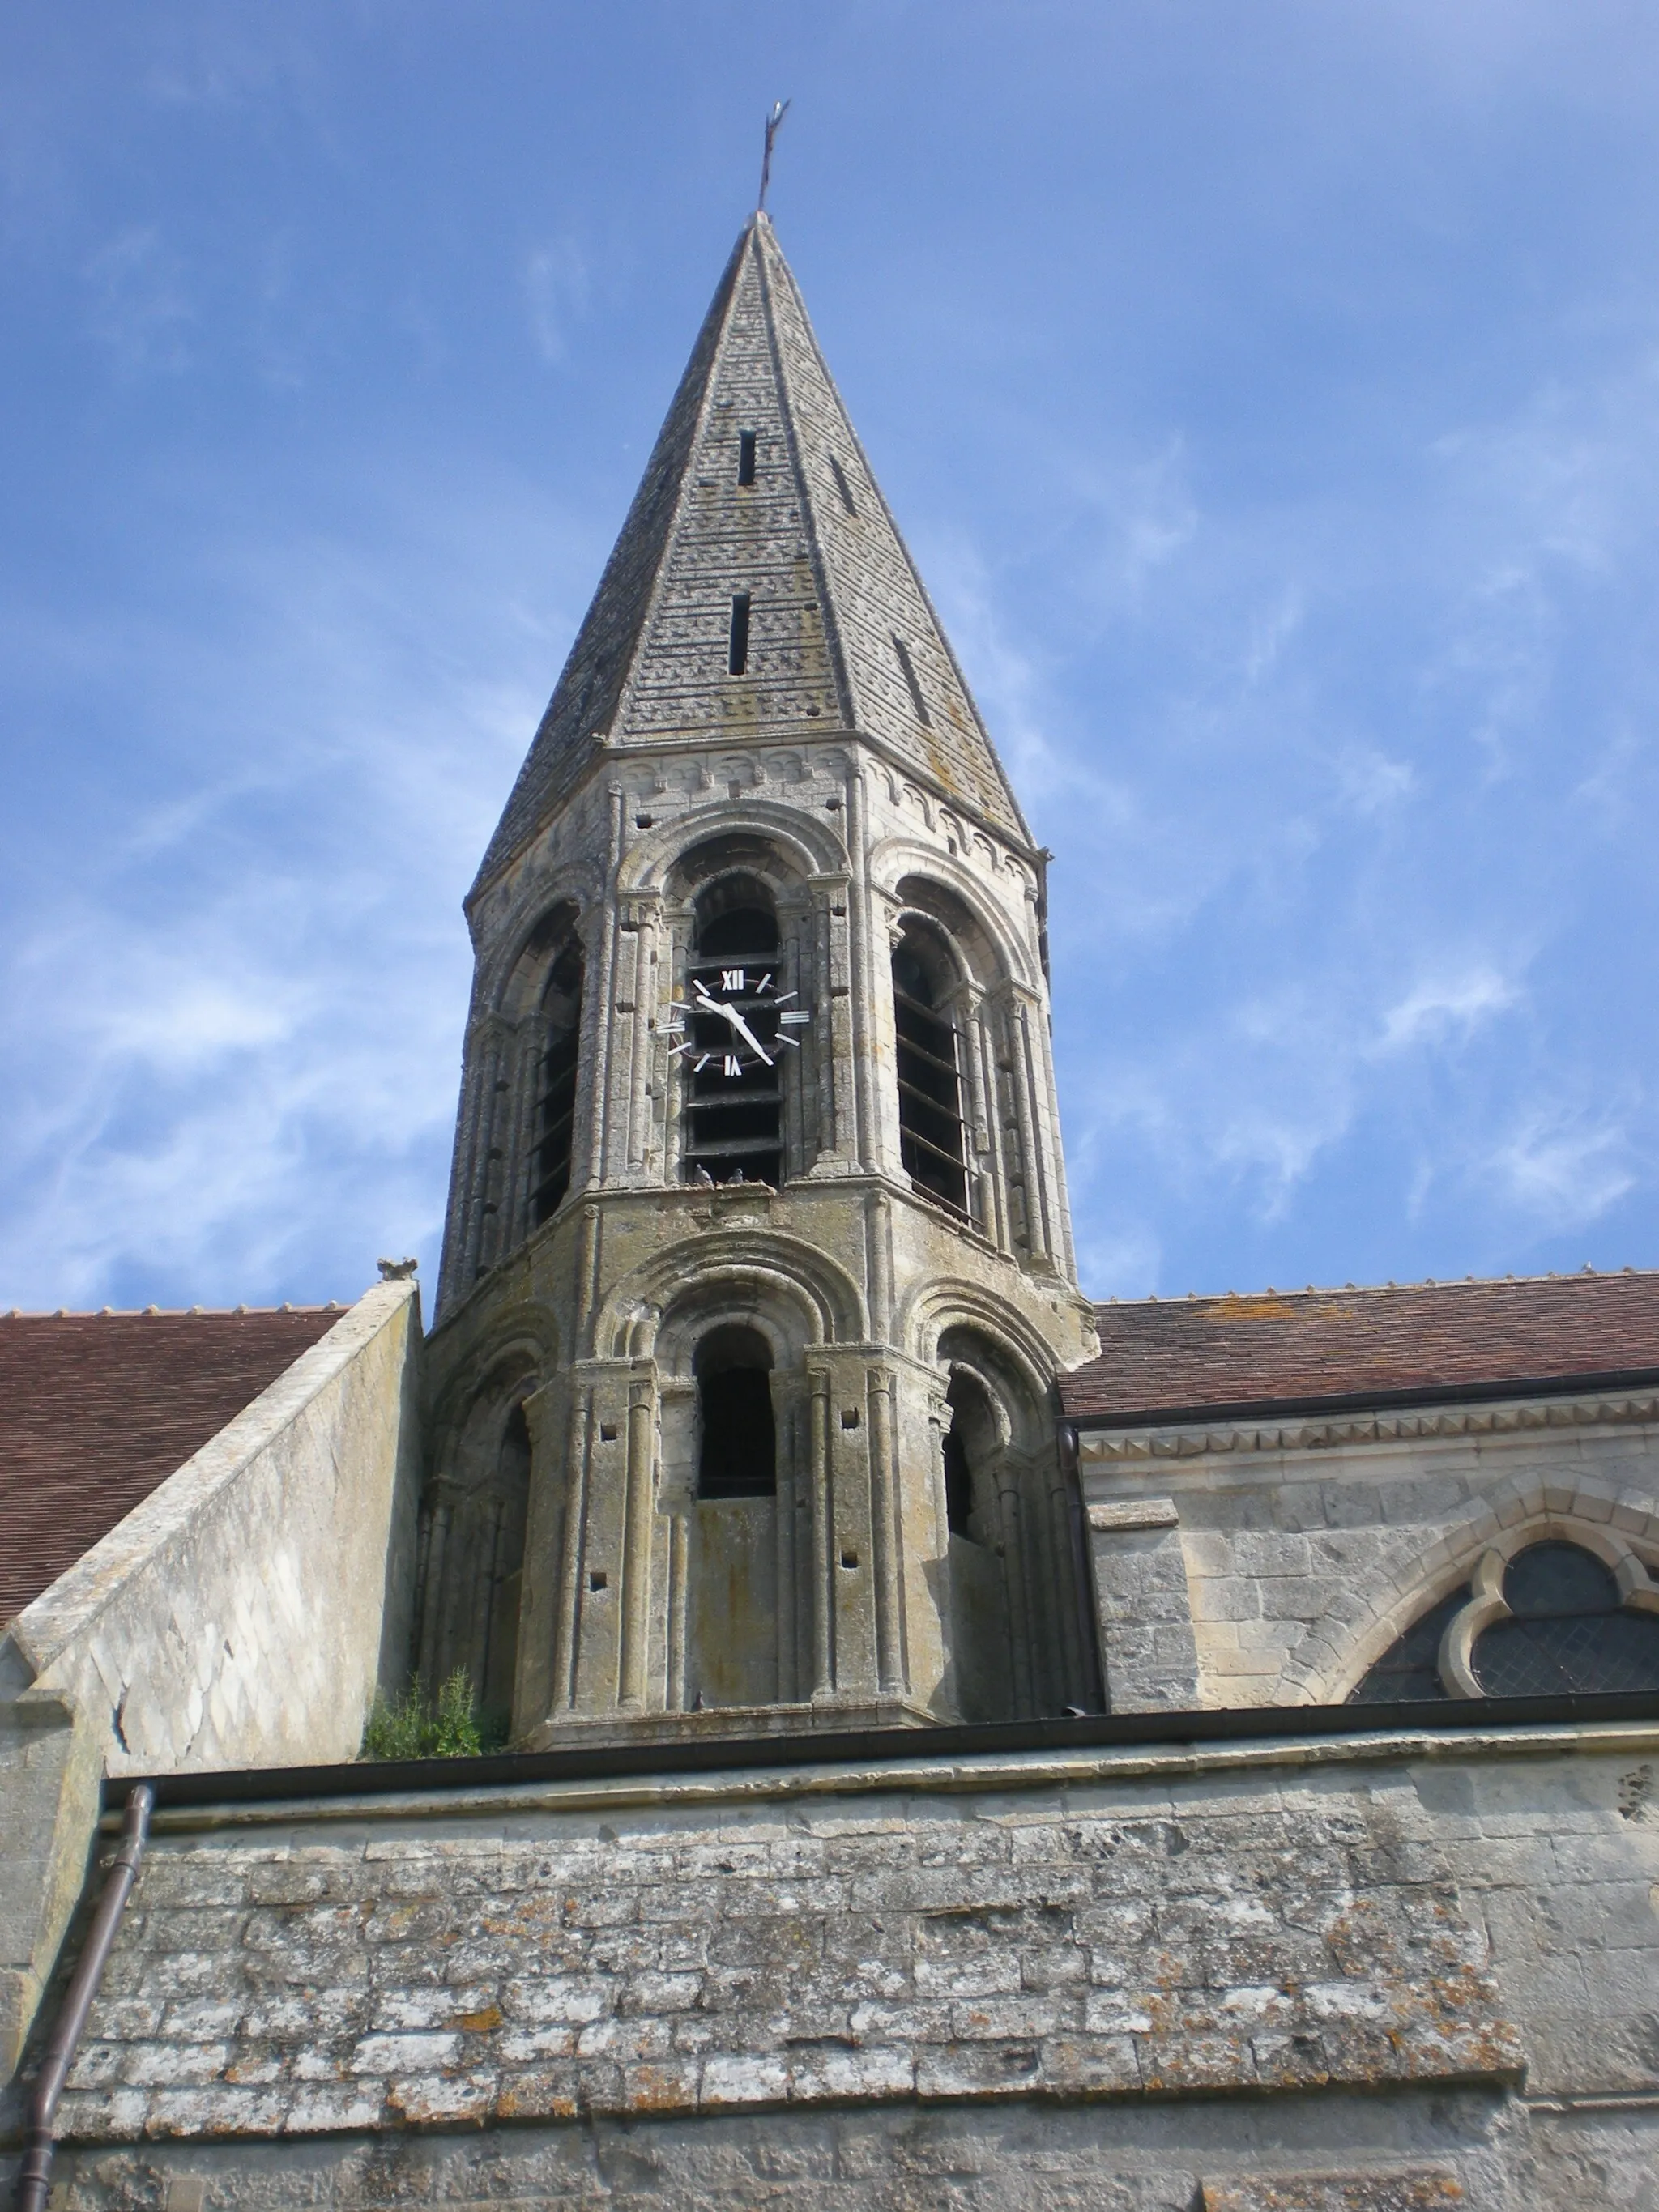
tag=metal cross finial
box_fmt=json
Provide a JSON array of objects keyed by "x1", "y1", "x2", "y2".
[{"x1": 757, "y1": 99, "x2": 791, "y2": 211}]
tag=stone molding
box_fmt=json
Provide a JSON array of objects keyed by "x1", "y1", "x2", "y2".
[
  {"x1": 1077, "y1": 1386, "x2": 1659, "y2": 1464},
  {"x1": 108, "y1": 1717, "x2": 1659, "y2": 1835}
]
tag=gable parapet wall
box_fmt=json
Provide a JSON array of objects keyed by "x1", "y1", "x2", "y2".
[
  {"x1": 0, "y1": 1279, "x2": 424, "y2": 2079},
  {"x1": 1077, "y1": 1389, "x2": 1659, "y2": 1712}
]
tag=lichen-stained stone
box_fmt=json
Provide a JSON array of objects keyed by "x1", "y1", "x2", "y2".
[
  {"x1": 36, "y1": 1746, "x2": 1563, "y2": 2157},
  {"x1": 1200, "y1": 2174, "x2": 1464, "y2": 2210}
]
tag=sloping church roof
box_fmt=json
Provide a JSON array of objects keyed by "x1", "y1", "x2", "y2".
[
  {"x1": 0, "y1": 1306, "x2": 343, "y2": 1622},
  {"x1": 473, "y1": 212, "x2": 1029, "y2": 897},
  {"x1": 1060, "y1": 1269, "x2": 1659, "y2": 1427}
]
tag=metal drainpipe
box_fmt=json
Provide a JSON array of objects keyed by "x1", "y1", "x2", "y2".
[{"x1": 15, "y1": 1783, "x2": 154, "y2": 2212}]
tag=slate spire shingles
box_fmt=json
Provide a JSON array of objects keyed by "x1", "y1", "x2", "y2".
[{"x1": 471, "y1": 214, "x2": 1028, "y2": 900}]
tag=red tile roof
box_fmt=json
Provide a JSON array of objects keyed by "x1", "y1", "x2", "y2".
[
  {"x1": 0, "y1": 1307, "x2": 344, "y2": 1623},
  {"x1": 1060, "y1": 1272, "x2": 1659, "y2": 1426}
]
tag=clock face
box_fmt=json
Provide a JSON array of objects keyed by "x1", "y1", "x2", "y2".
[{"x1": 665, "y1": 964, "x2": 811, "y2": 1077}]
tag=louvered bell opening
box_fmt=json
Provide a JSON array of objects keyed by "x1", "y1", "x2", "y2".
[
  {"x1": 529, "y1": 939, "x2": 584, "y2": 1229},
  {"x1": 892, "y1": 934, "x2": 969, "y2": 1218}
]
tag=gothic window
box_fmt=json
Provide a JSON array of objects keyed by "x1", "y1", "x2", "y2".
[
  {"x1": 1471, "y1": 1541, "x2": 1659, "y2": 1697},
  {"x1": 681, "y1": 876, "x2": 786, "y2": 1188},
  {"x1": 1350, "y1": 1539, "x2": 1659, "y2": 1703},
  {"x1": 892, "y1": 925, "x2": 969, "y2": 1217},
  {"x1": 696, "y1": 1325, "x2": 776, "y2": 1498},
  {"x1": 528, "y1": 936, "x2": 584, "y2": 1227}
]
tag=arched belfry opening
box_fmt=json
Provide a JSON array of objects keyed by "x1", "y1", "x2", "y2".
[
  {"x1": 682, "y1": 873, "x2": 786, "y2": 1188},
  {"x1": 529, "y1": 931, "x2": 584, "y2": 1228},
  {"x1": 892, "y1": 923, "x2": 969, "y2": 1218},
  {"x1": 696, "y1": 1324, "x2": 777, "y2": 1498}
]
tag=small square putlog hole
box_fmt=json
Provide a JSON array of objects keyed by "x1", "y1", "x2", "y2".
[{"x1": 589, "y1": 1571, "x2": 608, "y2": 1592}]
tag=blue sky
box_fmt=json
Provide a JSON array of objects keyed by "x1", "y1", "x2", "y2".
[{"x1": 4, "y1": 2, "x2": 1659, "y2": 1311}]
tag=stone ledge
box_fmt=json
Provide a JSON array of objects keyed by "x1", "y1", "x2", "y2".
[
  {"x1": 1089, "y1": 1499, "x2": 1180, "y2": 1532},
  {"x1": 110, "y1": 1718, "x2": 1659, "y2": 1835}
]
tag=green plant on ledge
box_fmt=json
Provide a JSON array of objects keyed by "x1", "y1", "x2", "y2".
[{"x1": 360, "y1": 1669, "x2": 508, "y2": 1760}]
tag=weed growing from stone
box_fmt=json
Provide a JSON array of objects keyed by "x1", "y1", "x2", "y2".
[{"x1": 360, "y1": 1669, "x2": 505, "y2": 1758}]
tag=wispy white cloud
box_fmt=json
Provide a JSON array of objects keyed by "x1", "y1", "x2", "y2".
[
  {"x1": 1485, "y1": 1101, "x2": 1639, "y2": 1229},
  {"x1": 0, "y1": 463, "x2": 597, "y2": 1311},
  {"x1": 523, "y1": 238, "x2": 589, "y2": 366},
  {"x1": 1375, "y1": 967, "x2": 1520, "y2": 1055}
]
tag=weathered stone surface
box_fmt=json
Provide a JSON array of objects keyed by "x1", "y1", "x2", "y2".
[
  {"x1": 25, "y1": 1738, "x2": 1624, "y2": 2152},
  {"x1": 0, "y1": 1279, "x2": 423, "y2": 2075},
  {"x1": 7, "y1": 2085, "x2": 1658, "y2": 2210}
]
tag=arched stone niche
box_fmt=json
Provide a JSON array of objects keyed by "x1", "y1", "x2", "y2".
[
  {"x1": 416, "y1": 1353, "x2": 539, "y2": 1729},
  {"x1": 933, "y1": 1324, "x2": 1057, "y2": 1724},
  {"x1": 654, "y1": 1277, "x2": 821, "y2": 1714}
]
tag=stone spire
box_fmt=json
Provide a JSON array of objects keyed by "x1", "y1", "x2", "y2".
[{"x1": 472, "y1": 213, "x2": 1030, "y2": 898}]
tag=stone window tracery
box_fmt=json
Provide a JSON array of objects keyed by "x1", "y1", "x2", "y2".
[{"x1": 1350, "y1": 1535, "x2": 1659, "y2": 1703}]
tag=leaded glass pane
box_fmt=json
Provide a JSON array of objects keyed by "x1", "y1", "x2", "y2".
[
  {"x1": 1473, "y1": 1541, "x2": 1659, "y2": 1696},
  {"x1": 1349, "y1": 1583, "x2": 1468, "y2": 1704}
]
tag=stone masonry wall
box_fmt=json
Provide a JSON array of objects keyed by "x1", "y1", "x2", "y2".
[
  {"x1": 6, "y1": 1723, "x2": 1657, "y2": 2207},
  {"x1": 1078, "y1": 1403, "x2": 1659, "y2": 1711}
]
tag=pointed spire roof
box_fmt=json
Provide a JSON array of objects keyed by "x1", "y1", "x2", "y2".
[{"x1": 473, "y1": 215, "x2": 1029, "y2": 897}]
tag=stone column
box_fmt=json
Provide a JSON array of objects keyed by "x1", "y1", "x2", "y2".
[
  {"x1": 808, "y1": 1365, "x2": 834, "y2": 1695},
  {"x1": 621, "y1": 890, "x2": 660, "y2": 1174},
  {"x1": 867, "y1": 1363, "x2": 905, "y2": 1696},
  {"x1": 511, "y1": 1383, "x2": 562, "y2": 1737},
  {"x1": 618, "y1": 1371, "x2": 658, "y2": 1709},
  {"x1": 804, "y1": 872, "x2": 853, "y2": 1167},
  {"x1": 1010, "y1": 986, "x2": 1056, "y2": 1271},
  {"x1": 548, "y1": 1382, "x2": 591, "y2": 1715},
  {"x1": 414, "y1": 1492, "x2": 452, "y2": 1689},
  {"x1": 994, "y1": 1451, "x2": 1036, "y2": 1719}
]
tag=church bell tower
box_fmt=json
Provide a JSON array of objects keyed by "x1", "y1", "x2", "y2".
[{"x1": 420, "y1": 213, "x2": 1101, "y2": 1745}]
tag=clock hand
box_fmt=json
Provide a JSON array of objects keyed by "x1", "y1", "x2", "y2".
[
  {"x1": 723, "y1": 1005, "x2": 774, "y2": 1066},
  {"x1": 689, "y1": 982, "x2": 739, "y2": 1021},
  {"x1": 692, "y1": 979, "x2": 775, "y2": 1067}
]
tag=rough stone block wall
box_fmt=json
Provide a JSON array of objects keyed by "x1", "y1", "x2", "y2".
[{"x1": 5, "y1": 1724, "x2": 1656, "y2": 2207}]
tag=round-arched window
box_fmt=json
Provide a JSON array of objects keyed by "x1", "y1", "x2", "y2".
[{"x1": 892, "y1": 922, "x2": 968, "y2": 1217}]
